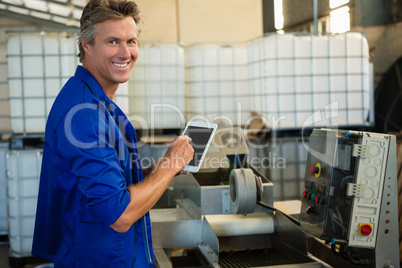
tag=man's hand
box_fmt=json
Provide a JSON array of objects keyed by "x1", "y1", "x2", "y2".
[
  {"x1": 142, "y1": 135, "x2": 194, "y2": 178},
  {"x1": 110, "y1": 135, "x2": 194, "y2": 233},
  {"x1": 162, "y1": 135, "x2": 194, "y2": 175}
]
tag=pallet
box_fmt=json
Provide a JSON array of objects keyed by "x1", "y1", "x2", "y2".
[
  {"x1": 0, "y1": 233, "x2": 8, "y2": 245},
  {"x1": 8, "y1": 135, "x2": 44, "y2": 150},
  {"x1": 9, "y1": 255, "x2": 51, "y2": 268}
]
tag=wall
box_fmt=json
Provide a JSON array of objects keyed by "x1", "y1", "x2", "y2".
[
  {"x1": 136, "y1": 0, "x2": 263, "y2": 44},
  {"x1": 262, "y1": 0, "x2": 276, "y2": 33},
  {"x1": 0, "y1": 15, "x2": 58, "y2": 134},
  {"x1": 135, "y1": 0, "x2": 179, "y2": 42},
  {"x1": 177, "y1": 0, "x2": 263, "y2": 44},
  {"x1": 282, "y1": 0, "x2": 331, "y2": 30},
  {"x1": 277, "y1": 0, "x2": 402, "y2": 90},
  {"x1": 354, "y1": 22, "x2": 402, "y2": 89},
  {"x1": 354, "y1": 0, "x2": 393, "y2": 27}
]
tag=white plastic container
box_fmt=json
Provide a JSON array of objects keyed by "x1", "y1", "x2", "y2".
[
  {"x1": 267, "y1": 137, "x2": 308, "y2": 201},
  {"x1": 185, "y1": 43, "x2": 249, "y2": 126},
  {"x1": 7, "y1": 149, "x2": 42, "y2": 257},
  {"x1": 247, "y1": 32, "x2": 371, "y2": 129},
  {"x1": 9, "y1": 236, "x2": 33, "y2": 257},
  {"x1": 247, "y1": 136, "x2": 308, "y2": 201},
  {"x1": 129, "y1": 43, "x2": 186, "y2": 129},
  {"x1": 8, "y1": 216, "x2": 35, "y2": 237},
  {"x1": 7, "y1": 198, "x2": 37, "y2": 218},
  {"x1": 0, "y1": 143, "x2": 8, "y2": 233},
  {"x1": 6, "y1": 31, "x2": 79, "y2": 134},
  {"x1": 115, "y1": 82, "x2": 130, "y2": 115},
  {"x1": 0, "y1": 143, "x2": 7, "y2": 182},
  {"x1": 0, "y1": 195, "x2": 7, "y2": 234},
  {"x1": 6, "y1": 31, "x2": 129, "y2": 134},
  {"x1": 0, "y1": 42, "x2": 11, "y2": 133}
]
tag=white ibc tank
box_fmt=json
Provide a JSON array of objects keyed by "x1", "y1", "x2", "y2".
[
  {"x1": 7, "y1": 32, "x2": 79, "y2": 134},
  {"x1": 0, "y1": 143, "x2": 8, "y2": 234},
  {"x1": 115, "y1": 82, "x2": 130, "y2": 115},
  {"x1": 7, "y1": 149, "x2": 42, "y2": 257},
  {"x1": 129, "y1": 43, "x2": 185, "y2": 129},
  {"x1": 247, "y1": 32, "x2": 371, "y2": 129},
  {"x1": 6, "y1": 31, "x2": 130, "y2": 134},
  {"x1": 0, "y1": 42, "x2": 11, "y2": 133},
  {"x1": 185, "y1": 43, "x2": 249, "y2": 126}
]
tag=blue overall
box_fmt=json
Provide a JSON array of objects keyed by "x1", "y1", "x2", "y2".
[{"x1": 32, "y1": 66, "x2": 154, "y2": 267}]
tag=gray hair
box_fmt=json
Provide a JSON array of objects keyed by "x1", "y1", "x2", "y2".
[{"x1": 77, "y1": 0, "x2": 143, "y2": 63}]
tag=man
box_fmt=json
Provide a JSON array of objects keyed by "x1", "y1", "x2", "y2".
[{"x1": 32, "y1": 0, "x2": 194, "y2": 267}]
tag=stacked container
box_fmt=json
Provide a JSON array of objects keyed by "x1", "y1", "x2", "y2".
[
  {"x1": 185, "y1": 43, "x2": 249, "y2": 126},
  {"x1": 6, "y1": 30, "x2": 129, "y2": 134},
  {"x1": 247, "y1": 137, "x2": 309, "y2": 201},
  {"x1": 0, "y1": 40, "x2": 11, "y2": 133},
  {"x1": 6, "y1": 31, "x2": 372, "y2": 132},
  {"x1": 247, "y1": 32, "x2": 371, "y2": 129},
  {"x1": 6, "y1": 31, "x2": 79, "y2": 134},
  {"x1": 129, "y1": 42, "x2": 185, "y2": 129},
  {"x1": 7, "y1": 149, "x2": 42, "y2": 257},
  {"x1": 0, "y1": 143, "x2": 8, "y2": 235},
  {"x1": 3, "y1": 30, "x2": 133, "y2": 262}
]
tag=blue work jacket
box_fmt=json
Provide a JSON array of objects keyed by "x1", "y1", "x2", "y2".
[{"x1": 32, "y1": 66, "x2": 154, "y2": 267}]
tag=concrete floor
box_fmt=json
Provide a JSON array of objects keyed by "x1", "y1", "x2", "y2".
[
  {"x1": 0, "y1": 243, "x2": 10, "y2": 268},
  {"x1": 0, "y1": 242, "x2": 51, "y2": 268}
]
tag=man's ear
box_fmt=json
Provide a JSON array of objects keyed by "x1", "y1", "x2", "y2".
[{"x1": 81, "y1": 39, "x2": 89, "y2": 51}]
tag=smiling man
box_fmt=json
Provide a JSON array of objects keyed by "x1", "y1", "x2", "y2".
[{"x1": 31, "y1": 1, "x2": 194, "y2": 267}]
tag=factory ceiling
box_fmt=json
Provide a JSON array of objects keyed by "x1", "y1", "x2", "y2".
[{"x1": 0, "y1": 0, "x2": 84, "y2": 28}]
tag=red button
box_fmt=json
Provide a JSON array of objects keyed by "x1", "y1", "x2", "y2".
[
  {"x1": 360, "y1": 224, "x2": 372, "y2": 236},
  {"x1": 310, "y1": 165, "x2": 318, "y2": 174}
]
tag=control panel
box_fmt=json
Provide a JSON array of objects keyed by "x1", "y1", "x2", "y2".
[
  {"x1": 300, "y1": 129, "x2": 359, "y2": 241},
  {"x1": 299, "y1": 128, "x2": 399, "y2": 267},
  {"x1": 346, "y1": 131, "x2": 389, "y2": 248}
]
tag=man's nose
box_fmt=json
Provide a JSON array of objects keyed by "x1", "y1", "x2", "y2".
[{"x1": 119, "y1": 44, "x2": 130, "y2": 59}]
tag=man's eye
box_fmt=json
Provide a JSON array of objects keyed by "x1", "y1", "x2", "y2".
[
  {"x1": 109, "y1": 40, "x2": 117, "y2": 45},
  {"x1": 128, "y1": 40, "x2": 137, "y2": 45}
]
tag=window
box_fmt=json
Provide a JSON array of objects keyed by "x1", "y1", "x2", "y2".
[
  {"x1": 329, "y1": 0, "x2": 350, "y2": 33},
  {"x1": 274, "y1": 0, "x2": 284, "y2": 33},
  {"x1": 330, "y1": 0, "x2": 349, "y2": 9}
]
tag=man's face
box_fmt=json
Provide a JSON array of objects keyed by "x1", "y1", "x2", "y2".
[{"x1": 82, "y1": 16, "x2": 138, "y2": 92}]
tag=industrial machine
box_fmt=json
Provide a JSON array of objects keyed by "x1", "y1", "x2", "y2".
[
  {"x1": 300, "y1": 128, "x2": 399, "y2": 268},
  {"x1": 150, "y1": 128, "x2": 400, "y2": 268}
]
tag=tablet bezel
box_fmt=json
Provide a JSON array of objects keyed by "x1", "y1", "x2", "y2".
[{"x1": 181, "y1": 121, "x2": 217, "y2": 173}]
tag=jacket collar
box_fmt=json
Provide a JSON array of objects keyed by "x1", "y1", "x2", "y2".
[
  {"x1": 74, "y1": 65, "x2": 113, "y2": 107},
  {"x1": 74, "y1": 65, "x2": 137, "y2": 139}
]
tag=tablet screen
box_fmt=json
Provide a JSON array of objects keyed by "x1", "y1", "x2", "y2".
[{"x1": 184, "y1": 125, "x2": 215, "y2": 167}]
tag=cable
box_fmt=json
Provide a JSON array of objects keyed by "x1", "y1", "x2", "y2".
[
  {"x1": 348, "y1": 249, "x2": 369, "y2": 266},
  {"x1": 331, "y1": 240, "x2": 370, "y2": 266},
  {"x1": 331, "y1": 241, "x2": 344, "y2": 256}
]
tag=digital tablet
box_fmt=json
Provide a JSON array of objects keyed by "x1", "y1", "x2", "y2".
[{"x1": 182, "y1": 121, "x2": 217, "y2": 173}]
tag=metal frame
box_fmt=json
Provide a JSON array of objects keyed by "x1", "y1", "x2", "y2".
[{"x1": 151, "y1": 169, "x2": 331, "y2": 267}]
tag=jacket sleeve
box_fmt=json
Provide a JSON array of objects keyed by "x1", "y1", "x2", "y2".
[{"x1": 55, "y1": 101, "x2": 130, "y2": 226}]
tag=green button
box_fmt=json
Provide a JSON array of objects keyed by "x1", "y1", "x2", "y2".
[
  {"x1": 311, "y1": 194, "x2": 316, "y2": 201},
  {"x1": 318, "y1": 197, "x2": 325, "y2": 204}
]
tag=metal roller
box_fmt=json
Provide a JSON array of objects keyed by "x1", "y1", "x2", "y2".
[
  {"x1": 229, "y1": 168, "x2": 257, "y2": 215},
  {"x1": 205, "y1": 213, "x2": 275, "y2": 237}
]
